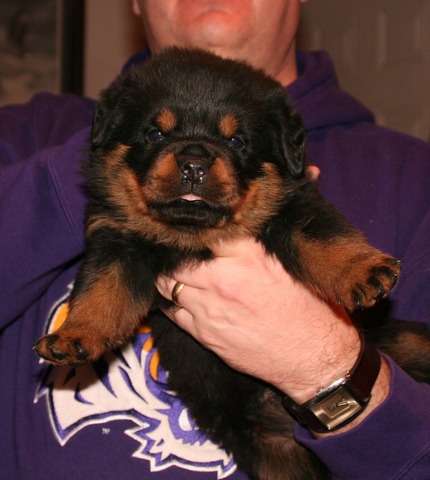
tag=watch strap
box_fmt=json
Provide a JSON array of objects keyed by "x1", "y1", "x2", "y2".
[{"x1": 282, "y1": 335, "x2": 381, "y2": 433}]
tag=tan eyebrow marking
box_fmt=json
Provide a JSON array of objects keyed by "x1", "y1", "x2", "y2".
[
  {"x1": 156, "y1": 107, "x2": 177, "y2": 132},
  {"x1": 219, "y1": 113, "x2": 239, "y2": 138}
]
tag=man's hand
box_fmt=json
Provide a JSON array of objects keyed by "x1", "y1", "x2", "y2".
[{"x1": 157, "y1": 238, "x2": 362, "y2": 403}]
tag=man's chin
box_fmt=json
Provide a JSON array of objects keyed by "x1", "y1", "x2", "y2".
[{"x1": 182, "y1": 12, "x2": 251, "y2": 52}]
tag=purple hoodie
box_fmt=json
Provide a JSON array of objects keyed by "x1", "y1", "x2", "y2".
[{"x1": 1, "y1": 50, "x2": 430, "y2": 480}]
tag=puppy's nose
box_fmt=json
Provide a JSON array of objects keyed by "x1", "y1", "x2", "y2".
[
  {"x1": 177, "y1": 144, "x2": 213, "y2": 184},
  {"x1": 179, "y1": 160, "x2": 208, "y2": 184}
]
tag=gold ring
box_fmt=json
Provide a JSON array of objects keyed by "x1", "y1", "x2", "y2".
[{"x1": 171, "y1": 281, "x2": 185, "y2": 307}]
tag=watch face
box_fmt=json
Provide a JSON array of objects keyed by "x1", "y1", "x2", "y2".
[{"x1": 309, "y1": 386, "x2": 362, "y2": 431}]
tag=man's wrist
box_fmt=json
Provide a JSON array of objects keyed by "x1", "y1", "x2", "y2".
[
  {"x1": 280, "y1": 319, "x2": 362, "y2": 404},
  {"x1": 282, "y1": 335, "x2": 382, "y2": 433}
]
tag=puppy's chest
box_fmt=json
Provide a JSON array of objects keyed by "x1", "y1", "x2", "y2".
[{"x1": 133, "y1": 233, "x2": 213, "y2": 274}]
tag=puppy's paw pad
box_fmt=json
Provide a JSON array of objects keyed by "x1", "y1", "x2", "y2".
[
  {"x1": 33, "y1": 334, "x2": 90, "y2": 366},
  {"x1": 72, "y1": 340, "x2": 90, "y2": 361},
  {"x1": 350, "y1": 257, "x2": 401, "y2": 310}
]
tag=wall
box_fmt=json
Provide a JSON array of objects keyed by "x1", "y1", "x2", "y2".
[
  {"x1": 298, "y1": 0, "x2": 430, "y2": 140},
  {"x1": 83, "y1": 0, "x2": 144, "y2": 99}
]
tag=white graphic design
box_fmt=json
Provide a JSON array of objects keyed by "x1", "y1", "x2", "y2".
[{"x1": 35, "y1": 288, "x2": 236, "y2": 479}]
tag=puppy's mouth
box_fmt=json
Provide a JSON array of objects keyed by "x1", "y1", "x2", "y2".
[
  {"x1": 148, "y1": 197, "x2": 230, "y2": 230},
  {"x1": 180, "y1": 193, "x2": 204, "y2": 202},
  {"x1": 142, "y1": 147, "x2": 238, "y2": 230}
]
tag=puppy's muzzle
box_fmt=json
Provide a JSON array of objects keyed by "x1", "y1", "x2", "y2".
[{"x1": 177, "y1": 144, "x2": 214, "y2": 185}]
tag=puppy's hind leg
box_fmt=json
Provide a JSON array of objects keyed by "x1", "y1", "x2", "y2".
[
  {"x1": 369, "y1": 319, "x2": 430, "y2": 383},
  {"x1": 253, "y1": 391, "x2": 330, "y2": 480}
]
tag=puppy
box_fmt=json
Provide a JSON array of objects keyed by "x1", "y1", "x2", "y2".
[{"x1": 34, "y1": 48, "x2": 430, "y2": 479}]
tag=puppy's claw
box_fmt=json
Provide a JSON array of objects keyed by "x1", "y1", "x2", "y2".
[
  {"x1": 351, "y1": 289, "x2": 364, "y2": 310},
  {"x1": 73, "y1": 340, "x2": 90, "y2": 361},
  {"x1": 367, "y1": 275, "x2": 386, "y2": 301}
]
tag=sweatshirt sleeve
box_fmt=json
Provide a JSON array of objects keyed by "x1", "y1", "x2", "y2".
[
  {"x1": 293, "y1": 152, "x2": 430, "y2": 479},
  {"x1": 295, "y1": 356, "x2": 430, "y2": 479},
  {"x1": 0, "y1": 93, "x2": 94, "y2": 326},
  {"x1": 294, "y1": 166, "x2": 430, "y2": 476}
]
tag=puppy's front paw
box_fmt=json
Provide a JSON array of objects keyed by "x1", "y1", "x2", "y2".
[
  {"x1": 33, "y1": 332, "x2": 99, "y2": 366},
  {"x1": 349, "y1": 256, "x2": 401, "y2": 311}
]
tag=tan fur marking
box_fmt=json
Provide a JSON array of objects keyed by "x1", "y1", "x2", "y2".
[
  {"x1": 202, "y1": 156, "x2": 239, "y2": 205},
  {"x1": 293, "y1": 233, "x2": 399, "y2": 310},
  {"x1": 232, "y1": 163, "x2": 286, "y2": 231},
  {"x1": 96, "y1": 145, "x2": 151, "y2": 233},
  {"x1": 38, "y1": 262, "x2": 152, "y2": 363},
  {"x1": 294, "y1": 233, "x2": 368, "y2": 302},
  {"x1": 219, "y1": 114, "x2": 239, "y2": 138},
  {"x1": 113, "y1": 172, "x2": 150, "y2": 228},
  {"x1": 104, "y1": 143, "x2": 130, "y2": 168},
  {"x1": 86, "y1": 216, "x2": 120, "y2": 237},
  {"x1": 70, "y1": 262, "x2": 149, "y2": 334},
  {"x1": 146, "y1": 152, "x2": 178, "y2": 187},
  {"x1": 210, "y1": 156, "x2": 235, "y2": 185},
  {"x1": 156, "y1": 107, "x2": 177, "y2": 133}
]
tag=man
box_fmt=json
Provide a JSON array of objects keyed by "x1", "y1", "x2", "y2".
[{"x1": 1, "y1": 1, "x2": 429, "y2": 478}]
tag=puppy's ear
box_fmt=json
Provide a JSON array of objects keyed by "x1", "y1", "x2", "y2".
[
  {"x1": 275, "y1": 104, "x2": 306, "y2": 179},
  {"x1": 91, "y1": 80, "x2": 127, "y2": 150},
  {"x1": 91, "y1": 102, "x2": 112, "y2": 150}
]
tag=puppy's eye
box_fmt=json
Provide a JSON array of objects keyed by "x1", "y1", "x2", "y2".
[
  {"x1": 147, "y1": 129, "x2": 165, "y2": 142},
  {"x1": 228, "y1": 136, "x2": 245, "y2": 149}
]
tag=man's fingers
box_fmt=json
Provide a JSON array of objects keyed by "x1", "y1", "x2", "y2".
[{"x1": 307, "y1": 164, "x2": 321, "y2": 181}]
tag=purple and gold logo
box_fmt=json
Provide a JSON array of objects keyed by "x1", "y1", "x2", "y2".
[{"x1": 35, "y1": 287, "x2": 236, "y2": 478}]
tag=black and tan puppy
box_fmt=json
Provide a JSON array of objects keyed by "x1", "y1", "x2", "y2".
[{"x1": 34, "y1": 48, "x2": 430, "y2": 479}]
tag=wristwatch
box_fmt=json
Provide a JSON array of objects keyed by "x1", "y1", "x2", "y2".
[{"x1": 282, "y1": 335, "x2": 381, "y2": 433}]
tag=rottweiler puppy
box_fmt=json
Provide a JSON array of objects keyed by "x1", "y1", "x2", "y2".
[{"x1": 34, "y1": 48, "x2": 430, "y2": 479}]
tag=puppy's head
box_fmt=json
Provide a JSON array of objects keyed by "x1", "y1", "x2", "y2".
[{"x1": 88, "y1": 48, "x2": 307, "y2": 249}]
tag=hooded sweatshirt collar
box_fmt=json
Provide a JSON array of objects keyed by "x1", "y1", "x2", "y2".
[{"x1": 288, "y1": 50, "x2": 374, "y2": 132}]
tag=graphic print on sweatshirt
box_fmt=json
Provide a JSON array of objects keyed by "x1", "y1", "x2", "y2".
[{"x1": 35, "y1": 285, "x2": 236, "y2": 479}]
